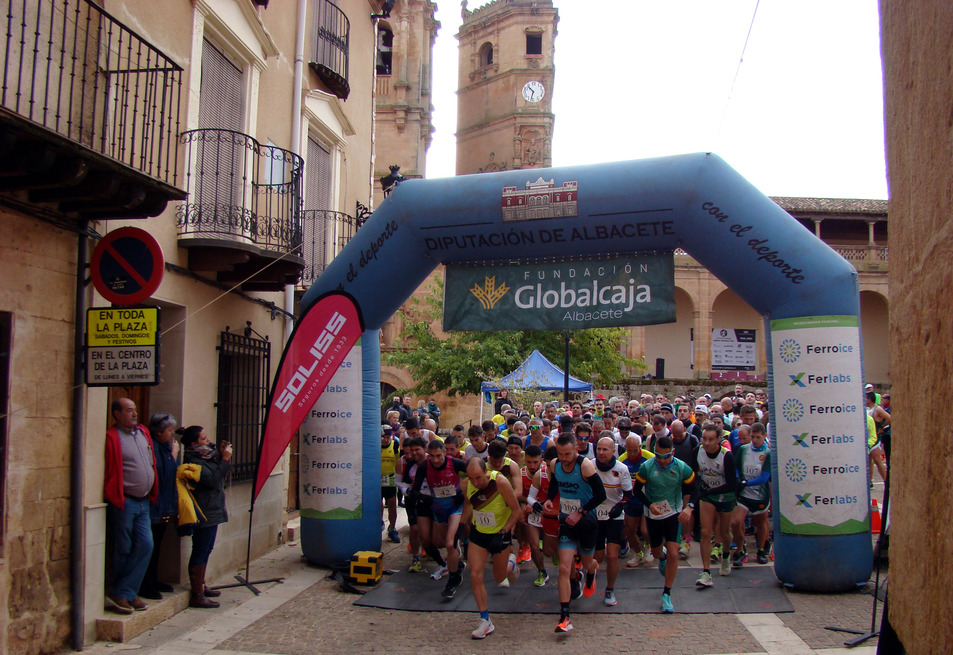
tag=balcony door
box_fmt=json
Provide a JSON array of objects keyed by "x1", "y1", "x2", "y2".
[
  {"x1": 303, "y1": 136, "x2": 332, "y2": 278},
  {"x1": 196, "y1": 40, "x2": 245, "y2": 228}
]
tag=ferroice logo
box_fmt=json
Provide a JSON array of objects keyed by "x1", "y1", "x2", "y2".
[{"x1": 469, "y1": 275, "x2": 511, "y2": 309}]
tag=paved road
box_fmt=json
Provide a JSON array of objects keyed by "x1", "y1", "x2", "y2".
[{"x1": 80, "y1": 481, "x2": 887, "y2": 655}]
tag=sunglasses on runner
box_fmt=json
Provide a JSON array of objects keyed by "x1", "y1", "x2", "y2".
[
  {"x1": 529, "y1": 425, "x2": 540, "y2": 430},
  {"x1": 655, "y1": 451, "x2": 674, "y2": 459}
]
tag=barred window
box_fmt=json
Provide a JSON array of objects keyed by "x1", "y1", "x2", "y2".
[{"x1": 216, "y1": 328, "x2": 271, "y2": 483}]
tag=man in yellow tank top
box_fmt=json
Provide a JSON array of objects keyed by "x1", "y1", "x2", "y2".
[{"x1": 461, "y1": 458, "x2": 521, "y2": 640}]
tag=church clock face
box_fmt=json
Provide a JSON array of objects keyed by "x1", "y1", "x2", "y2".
[{"x1": 522, "y1": 80, "x2": 545, "y2": 103}]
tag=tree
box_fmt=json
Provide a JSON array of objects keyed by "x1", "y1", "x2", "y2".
[{"x1": 383, "y1": 278, "x2": 644, "y2": 397}]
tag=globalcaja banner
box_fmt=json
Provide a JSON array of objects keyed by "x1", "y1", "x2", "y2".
[
  {"x1": 770, "y1": 315, "x2": 869, "y2": 536},
  {"x1": 443, "y1": 254, "x2": 675, "y2": 331}
]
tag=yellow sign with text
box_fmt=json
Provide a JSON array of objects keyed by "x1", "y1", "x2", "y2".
[{"x1": 86, "y1": 307, "x2": 158, "y2": 347}]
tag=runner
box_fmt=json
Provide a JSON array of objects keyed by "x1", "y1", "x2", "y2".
[
  {"x1": 396, "y1": 436, "x2": 430, "y2": 572},
  {"x1": 517, "y1": 445, "x2": 549, "y2": 584},
  {"x1": 692, "y1": 423, "x2": 739, "y2": 587},
  {"x1": 410, "y1": 440, "x2": 468, "y2": 597},
  {"x1": 461, "y1": 458, "x2": 522, "y2": 640},
  {"x1": 465, "y1": 424, "x2": 490, "y2": 461},
  {"x1": 381, "y1": 424, "x2": 401, "y2": 543},
  {"x1": 593, "y1": 434, "x2": 633, "y2": 606},
  {"x1": 631, "y1": 435, "x2": 696, "y2": 613},
  {"x1": 619, "y1": 434, "x2": 654, "y2": 567},
  {"x1": 731, "y1": 422, "x2": 772, "y2": 565},
  {"x1": 545, "y1": 432, "x2": 607, "y2": 633}
]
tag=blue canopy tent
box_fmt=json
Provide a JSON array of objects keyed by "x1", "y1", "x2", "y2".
[{"x1": 481, "y1": 349, "x2": 593, "y2": 399}]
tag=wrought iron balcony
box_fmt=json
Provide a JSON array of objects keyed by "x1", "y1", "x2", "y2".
[
  {"x1": 298, "y1": 204, "x2": 369, "y2": 285},
  {"x1": 310, "y1": 0, "x2": 350, "y2": 100},
  {"x1": 177, "y1": 128, "x2": 304, "y2": 291},
  {"x1": 0, "y1": 0, "x2": 185, "y2": 226}
]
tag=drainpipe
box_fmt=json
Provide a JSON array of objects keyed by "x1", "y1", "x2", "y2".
[
  {"x1": 285, "y1": 0, "x2": 308, "y2": 341},
  {"x1": 71, "y1": 222, "x2": 89, "y2": 650}
]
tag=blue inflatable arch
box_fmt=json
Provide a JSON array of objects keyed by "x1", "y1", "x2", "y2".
[{"x1": 299, "y1": 152, "x2": 871, "y2": 592}]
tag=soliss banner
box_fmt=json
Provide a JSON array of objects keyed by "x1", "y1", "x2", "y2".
[{"x1": 443, "y1": 254, "x2": 675, "y2": 331}]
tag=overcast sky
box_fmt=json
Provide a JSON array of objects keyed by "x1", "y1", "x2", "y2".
[{"x1": 425, "y1": 0, "x2": 888, "y2": 200}]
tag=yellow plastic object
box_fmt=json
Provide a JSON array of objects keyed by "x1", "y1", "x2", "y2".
[{"x1": 350, "y1": 550, "x2": 383, "y2": 584}]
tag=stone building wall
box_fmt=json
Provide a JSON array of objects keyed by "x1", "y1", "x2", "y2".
[
  {"x1": 880, "y1": 2, "x2": 953, "y2": 651},
  {"x1": 0, "y1": 210, "x2": 76, "y2": 653}
]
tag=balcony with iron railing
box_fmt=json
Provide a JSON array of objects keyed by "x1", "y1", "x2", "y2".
[
  {"x1": 177, "y1": 128, "x2": 304, "y2": 292},
  {"x1": 298, "y1": 202, "x2": 370, "y2": 285},
  {"x1": 0, "y1": 0, "x2": 185, "y2": 226},
  {"x1": 310, "y1": 0, "x2": 350, "y2": 100}
]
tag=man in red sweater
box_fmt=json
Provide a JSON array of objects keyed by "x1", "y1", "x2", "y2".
[{"x1": 104, "y1": 398, "x2": 159, "y2": 614}]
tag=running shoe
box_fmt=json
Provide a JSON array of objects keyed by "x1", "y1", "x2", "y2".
[
  {"x1": 583, "y1": 563, "x2": 598, "y2": 597},
  {"x1": 720, "y1": 555, "x2": 732, "y2": 576},
  {"x1": 506, "y1": 553, "x2": 520, "y2": 583},
  {"x1": 431, "y1": 565, "x2": 449, "y2": 580},
  {"x1": 642, "y1": 550, "x2": 655, "y2": 565},
  {"x1": 441, "y1": 573, "x2": 461, "y2": 599},
  {"x1": 678, "y1": 539, "x2": 691, "y2": 560},
  {"x1": 658, "y1": 555, "x2": 667, "y2": 577},
  {"x1": 517, "y1": 543, "x2": 532, "y2": 563},
  {"x1": 534, "y1": 570, "x2": 550, "y2": 587},
  {"x1": 626, "y1": 551, "x2": 644, "y2": 568},
  {"x1": 388, "y1": 528, "x2": 400, "y2": 543},
  {"x1": 471, "y1": 618, "x2": 495, "y2": 639},
  {"x1": 573, "y1": 554, "x2": 582, "y2": 570},
  {"x1": 408, "y1": 558, "x2": 423, "y2": 573},
  {"x1": 757, "y1": 548, "x2": 769, "y2": 564},
  {"x1": 604, "y1": 590, "x2": 617, "y2": 606},
  {"x1": 570, "y1": 573, "x2": 582, "y2": 600},
  {"x1": 661, "y1": 592, "x2": 674, "y2": 613},
  {"x1": 554, "y1": 616, "x2": 574, "y2": 633},
  {"x1": 619, "y1": 540, "x2": 630, "y2": 558},
  {"x1": 695, "y1": 570, "x2": 714, "y2": 588},
  {"x1": 407, "y1": 542, "x2": 414, "y2": 553},
  {"x1": 733, "y1": 549, "x2": 748, "y2": 568},
  {"x1": 498, "y1": 578, "x2": 510, "y2": 588},
  {"x1": 710, "y1": 543, "x2": 722, "y2": 563}
]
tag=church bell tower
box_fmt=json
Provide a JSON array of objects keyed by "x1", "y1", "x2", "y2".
[{"x1": 455, "y1": 0, "x2": 559, "y2": 175}]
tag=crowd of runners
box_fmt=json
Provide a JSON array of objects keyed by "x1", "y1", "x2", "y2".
[{"x1": 378, "y1": 384, "x2": 890, "y2": 640}]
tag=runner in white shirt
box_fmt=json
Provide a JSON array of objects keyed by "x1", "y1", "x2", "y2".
[{"x1": 593, "y1": 434, "x2": 633, "y2": 606}]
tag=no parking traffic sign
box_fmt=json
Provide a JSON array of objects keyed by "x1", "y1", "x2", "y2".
[{"x1": 90, "y1": 227, "x2": 164, "y2": 305}]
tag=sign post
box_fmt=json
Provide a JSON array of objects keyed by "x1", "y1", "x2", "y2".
[{"x1": 85, "y1": 307, "x2": 160, "y2": 386}]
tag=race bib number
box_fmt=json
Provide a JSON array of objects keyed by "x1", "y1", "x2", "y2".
[
  {"x1": 381, "y1": 474, "x2": 394, "y2": 487},
  {"x1": 527, "y1": 511, "x2": 543, "y2": 528},
  {"x1": 433, "y1": 485, "x2": 456, "y2": 499},
  {"x1": 649, "y1": 499, "x2": 674, "y2": 518},
  {"x1": 559, "y1": 498, "x2": 581, "y2": 515},
  {"x1": 595, "y1": 500, "x2": 615, "y2": 521},
  {"x1": 473, "y1": 510, "x2": 496, "y2": 528}
]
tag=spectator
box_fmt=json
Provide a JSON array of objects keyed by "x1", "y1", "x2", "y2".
[
  {"x1": 178, "y1": 425, "x2": 232, "y2": 609},
  {"x1": 494, "y1": 388, "x2": 511, "y2": 415},
  {"x1": 139, "y1": 412, "x2": 180, "y2": 600},
  {"x1": 426, "y1": 398, "x2": 442, "y2": 430},
  {"x1": 104, "y1": 398, "x2": 158, "y2": 614}
]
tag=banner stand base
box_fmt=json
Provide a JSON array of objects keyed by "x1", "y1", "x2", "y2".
[{"x1": 209, "y1": 504, "x2": 284, "y2": 596}]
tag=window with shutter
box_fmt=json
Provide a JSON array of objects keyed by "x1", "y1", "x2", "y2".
[
  {"x1": 196, "y1": 41, "x2": 246, "y2": 220},
  {"x1": 302, "y1": 137, "x2": 332, "y2": 279}
]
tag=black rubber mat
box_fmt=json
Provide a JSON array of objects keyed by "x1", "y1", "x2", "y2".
[{"x1": 353, "y1": 565, "x2": 794, "y2": 614}]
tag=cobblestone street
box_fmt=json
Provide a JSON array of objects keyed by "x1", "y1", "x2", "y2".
[{"x1": 81, "y1": 483, "x2": 886, "y2": 655}]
